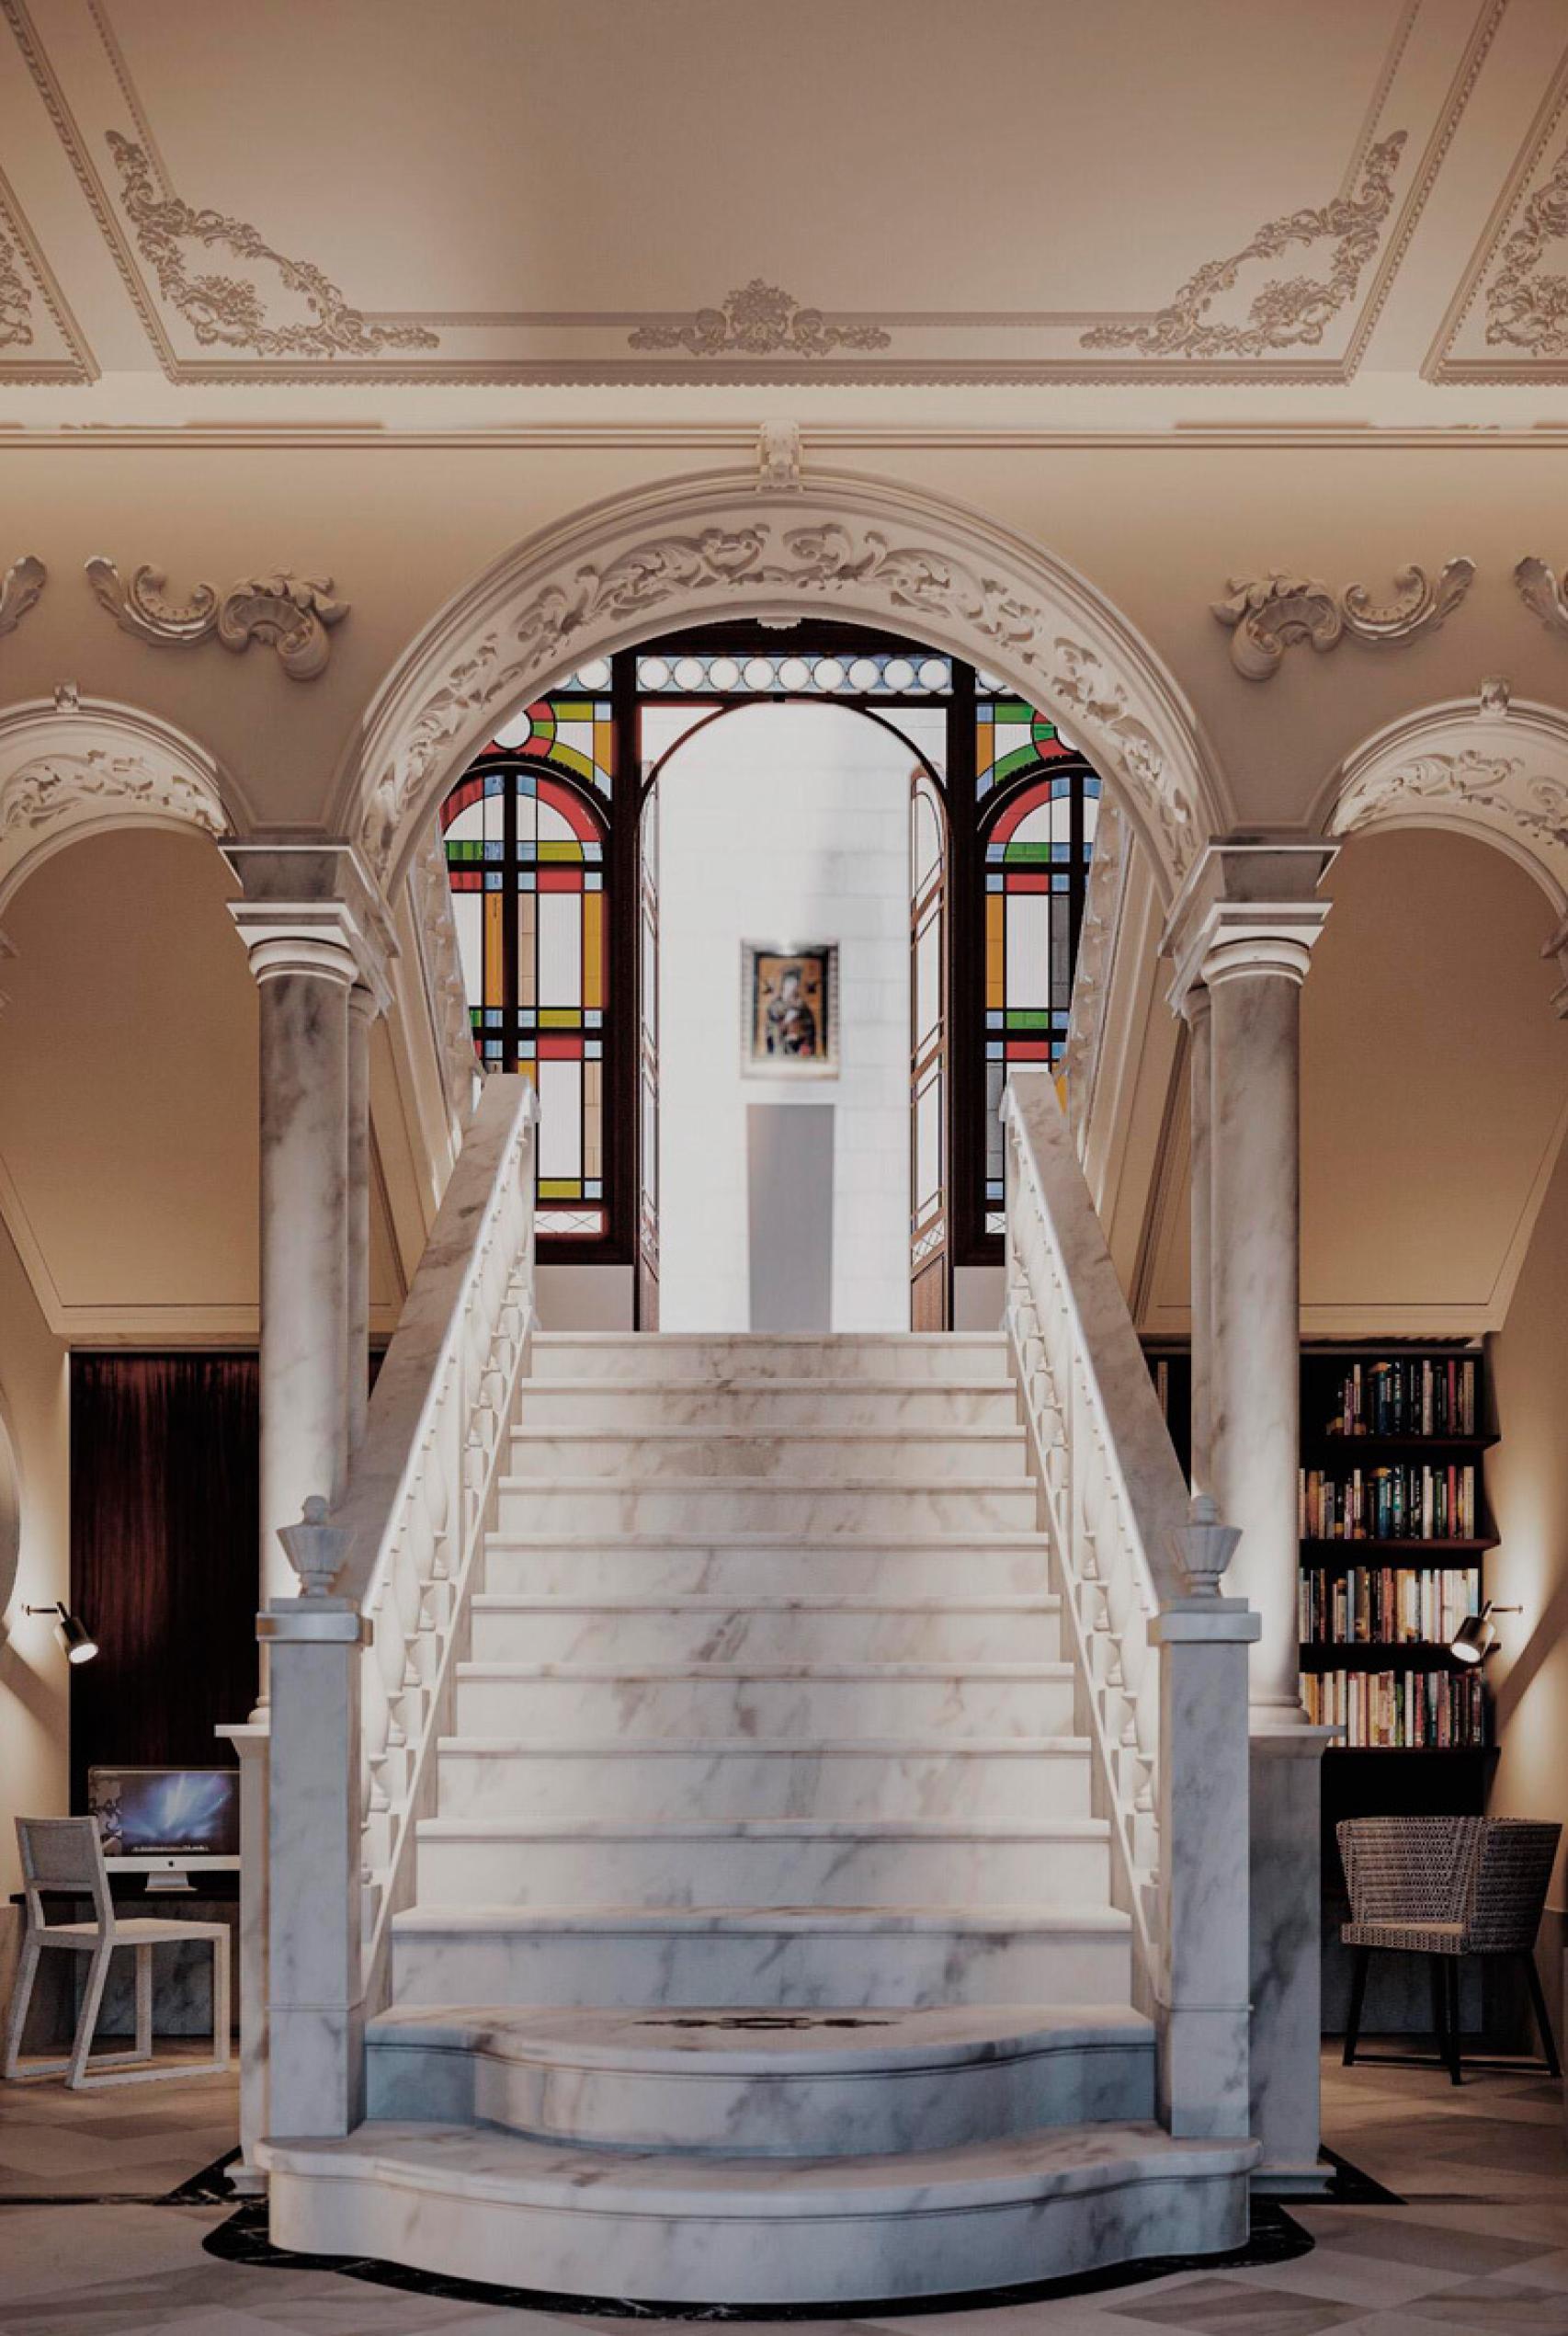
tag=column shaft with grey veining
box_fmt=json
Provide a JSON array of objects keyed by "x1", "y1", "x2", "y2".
[
  {"x1": 347, "y1": 986, "x2": 376, "y2": 1453},
  {"x1": 1204, "y1": 948, "x2": 1305, "y2": 1715},
  {"x1": 1183, "y1": 984, "x2": 1213, "y2": 1498}
]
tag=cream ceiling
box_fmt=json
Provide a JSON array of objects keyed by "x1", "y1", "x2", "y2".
[{"x1": 1, "y1": 0, "x2": 1567, "y2": 426}]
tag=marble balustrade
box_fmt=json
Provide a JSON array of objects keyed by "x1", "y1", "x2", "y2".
[
  {"x1": 262, "y1": 1076, "x2": 540, "y2": 2140},
  {"x1": 1002, "y1": 1069, "x2": 1256, "y2": 2144}
]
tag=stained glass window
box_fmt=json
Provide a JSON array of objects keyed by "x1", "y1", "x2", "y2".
[
  {"x1": 981, "y1": 716, "x2": 1101, "y2": 1232},
  {"x1": 439, "y1": 741, "x2": 610, "y2": 1241}
]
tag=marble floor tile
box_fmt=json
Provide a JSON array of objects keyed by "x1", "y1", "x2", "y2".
[
  {"x1": 1097, "y1": 2274, "x2": 1359, "y2": 2331},
  {"x1": 1310, "y1": 2216, "x2": 1558, "y2": 2277}
]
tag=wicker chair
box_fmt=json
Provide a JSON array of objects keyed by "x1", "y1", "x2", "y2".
[{"x1": 1338, "y1": 1815, "x2": 1562, "y2": 2085}]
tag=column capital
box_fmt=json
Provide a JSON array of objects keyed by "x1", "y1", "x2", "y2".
[
  {"x1": 224, "y1": 839, "x2": 395, "y2": 1000},
  {"x1": 1163, "y1": 838, "x2": 1337, "y2": 1010}
]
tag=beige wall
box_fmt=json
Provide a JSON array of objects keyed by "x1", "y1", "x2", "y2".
[
  {"x1": 0, "y1": 1205, "x2": 70, "y2": 1905},
  {"x1": 1487, "y1": 1133, "x2": 1568, "y2": 1956}
]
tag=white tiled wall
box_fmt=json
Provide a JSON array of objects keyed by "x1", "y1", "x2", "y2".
[{"x1": 657, "y1": 701, "x2": 913, "y2": 1332}]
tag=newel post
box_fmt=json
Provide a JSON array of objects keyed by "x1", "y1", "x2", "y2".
[
  {"x1": 1148, "y1": 1496, "x2": 1259, "y2": 2140},
  {"x1": 259, "y1": 1496, "x2": 370, "y2": 2139}
]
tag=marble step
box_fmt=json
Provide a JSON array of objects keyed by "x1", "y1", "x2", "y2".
[
  {"x1": 363, "y1": 2003, "x2": 1155, "y2": 2152},
  {"x1": 465, "y1": 1596, "x2": 1062, "y2": 1668},
  {"x1": 435, "y1": 1736, "x2": 1095, "y2": 1821},
  {"x1": 480, "y1": 1533, "x2": 1052, "y2": 1600},
  {"x1": 390, "y1": 1903, "x2": 1134, "y2": 2010},
  {"x1": 414, "y1": 1817, "x2": 1112, "y2": 1910},
  {"x1": 505, "y1": 1428, "x2": 1028, "y2": 1483},
  {"x1": 518, "y1": 1378, "x2": 1021, "y2": 1430},
  {"x1": 493, "y1": 1479, "x2": 1040, "y2": 1536},
  {"x1": 263, "y1": 2118, "x2": 1255, "y2": 2304},
  {"x1": 529, "y1": 1333, "x2": 1009, "y2": 1385},
  {"x1": 452, "y1": 1662, "x2": 1077, "y2": 1739}
]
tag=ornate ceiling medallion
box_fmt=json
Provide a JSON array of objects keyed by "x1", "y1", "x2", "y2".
[
  {"x1": 1082, "y1": 133, "x2": 1408, "y2": 360},
  {"x1": 105, "y1": 132, "x2": 438, "y2": 361},
  {"x1": 1484, "y1": 140, "x2": 1568, "y2": 356},
  {"x1": 628, "y1": 280, "x2": 892, "y2": 359},
  {"x1": 0, "y1": 555, "x2": 45, "y2": 639},
  {"x1": 85, "y1": 559, "x2": 347, "y2": 679},
  {"x1": 1213, "y1": 559, "x2": 1474, "y2": 679},
  {"x1": 1514, "y1": 556, "x2": 1568, "y2": 640}
]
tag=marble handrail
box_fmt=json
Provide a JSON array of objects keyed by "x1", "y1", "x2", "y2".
[
  {"x1": 1001, "y1": 1070, "x2": 1190, "y2": 2006},
  {"x1": 333, "y1": 1073, "x2": 539, "y2": 1997}
]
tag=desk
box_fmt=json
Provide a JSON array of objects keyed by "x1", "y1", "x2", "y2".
[{"x1": 9, "y1": 1878, "x2": 240, "y2": 2053}]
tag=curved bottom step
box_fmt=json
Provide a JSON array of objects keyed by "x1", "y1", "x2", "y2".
[
  {"x1": 263, "y1": 2119, "x2": 1258, "y2": 2306},
  {"x1": 365, "y1": 2001, "x2": 1155, "y2": 2151}
]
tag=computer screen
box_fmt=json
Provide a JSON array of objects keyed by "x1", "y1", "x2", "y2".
[{"x1": 86, "y1": 1768, "x2": 240, "y2": 1861}]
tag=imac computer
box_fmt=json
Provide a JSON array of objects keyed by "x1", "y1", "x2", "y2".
[{"x1": 86, "y1": 1767, "x2": 241, "y2": 1892}]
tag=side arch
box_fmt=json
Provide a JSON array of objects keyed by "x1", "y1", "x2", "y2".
[
  {"x1": 339, "y1": 464, "x2": 1231, "y2": 906},
  {"x1": 1314, "y1": 693, "x2": 1568, "y2": 926},
  {"x1": 0, "y1": 694, "x2": 241, "y2": 917}
]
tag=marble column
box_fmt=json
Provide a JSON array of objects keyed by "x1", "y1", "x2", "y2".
[
  {"x1": 346, "y1": 985, "x2": 378, "y2": 1453},
  {"x1": 1181, "y1": 983, "x2": 1213, "y2": 1497},
  {"x1": 1165, "y1": 841, "x2": 1336, "y2": 2194}
]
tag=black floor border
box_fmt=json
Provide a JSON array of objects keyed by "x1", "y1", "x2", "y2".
[{"x1": 201, "y1": 2195, "x2": 1313, "y2": 2319}]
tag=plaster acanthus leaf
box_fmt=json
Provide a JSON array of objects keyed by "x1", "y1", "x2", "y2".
[
  {"x1": 357, "y1": 518, "x2": 1197, "y2": 892},
  {"x1": 0, "y1": 746, "x2": 228, "y2": 842},
  {"x1": 0, "y1": 554, "x2": 44, "y2": 638},
  {"x1": 1339, "y1": 557, "x2": 1476, "y2": 643},
  {"x1": 0, "y1": 223, "x2": 31, "y2": 348},
  {"x1": 105, "y1": 131, "x2": 438, "y2": 361},
  {"x1": 1480, "y1": 675, "x2": 1512, "y2": 717},
  {"x1": 85, "y1": 558, "x2": 347, "y2": 678},
  {"x1": 1213, "y1": 559, "x2": 1473, "y2": 678},
  {"x1": 1514, "y1": 555, "x2": 1568, "y2": 640},
  {"x1": 757, "y1": 419, "x2": 802, "y2": 493},
  {"x1": 628, "y1": 279, "x2": 892, "y2": 359},
  {"x1": 1211, "y1": 575, "x2": 1341, "y2": 678},
  {"x1": 410, "y1": 818, "x2": 481, "y2": 1127},
  {"x1": 1485, "y1": 140, "x2": 1568, "y2": 356},
  {"x1": 1081, "y1": 132, "x2": 1407, "y2": 359}
]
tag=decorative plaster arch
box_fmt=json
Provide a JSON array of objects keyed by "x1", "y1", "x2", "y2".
[
  {"x1": 1315, "y1": 692, "x2": 1568, "y2": 926},
  {"x1": 0, "y1": 694, "x2": 240, "y2": 916},
  {"x1": 340, "y1": 465, "x2": 1230, "y2": 905}
]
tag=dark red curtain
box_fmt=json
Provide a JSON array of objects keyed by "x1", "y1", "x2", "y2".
[{"x1": 69, "y1": 1354, "x2": 259, "y2": 1806}]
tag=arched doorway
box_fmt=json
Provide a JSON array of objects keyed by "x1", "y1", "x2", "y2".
[{"x1": 435, "y1": 621, "x2": 1106, "y2": 1328}]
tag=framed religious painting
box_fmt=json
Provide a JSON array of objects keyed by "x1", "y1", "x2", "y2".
[{"x1": 742, "y1": 942, "x2": 838, "y2": 1077}]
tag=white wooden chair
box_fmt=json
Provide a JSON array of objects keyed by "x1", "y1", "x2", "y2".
[{"x1": 3, "y1": 1816, "x2": 232, "y2": 2088}]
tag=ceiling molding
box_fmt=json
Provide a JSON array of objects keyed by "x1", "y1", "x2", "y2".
[
  {"x1": 0, "y1": 155, "x2": 94, "y2": 380},
  {"x1": 0, "y1": 0, "x2": 1498, "y2": 389},
  {"x1": 1426, "y1": 38, "x2": 1568, "y2": 380}
]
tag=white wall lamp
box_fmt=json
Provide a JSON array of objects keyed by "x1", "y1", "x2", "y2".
[
  {"x1": 1449, "y1": 1601, "x2": 1522, "y2": 1667},
  {"x1": 24, "y1": 1601, "x2": 98, "y2": 1664}
]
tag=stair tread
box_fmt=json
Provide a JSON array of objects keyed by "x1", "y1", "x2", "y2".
[
  {"x1": 365, "y1": 2002, "x2": 1153, "y2": 2073},
  {"x1": 523, "y1": 1377, "x2": 1018, "y2": 1394},
  {"x1": 509, "y1": 1426, "x2": 1026, "y2": 1441},
  {"x1": 483, "y1": 1533, "x2": 1051, "y2": 1548},
  {"x1": 496, "y1": 1474, "x2": 1036, "y2": 1489},
  {"x1": 469, "y1": 1594, "x2": 1060, "y2": 1612},
  {"x1": 437, "y1": 1734, "x2": 1090, "y2": 1754},
  {"x1": 262, "y1": 2117, "x2": 1253, "y2": 2211},
  {"x1": 416, "y1": 1817, "x2": 1110, "y2": 1840},
  {"x1": 455, "y1": 1660, "x2": 1073, "y2": 1678},
  {"x1": 393, "y1": 1904, "x2": 1132, "y2": 1933}
]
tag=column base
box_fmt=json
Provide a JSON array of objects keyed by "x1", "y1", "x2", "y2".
[{"x1": 1249, "y1": 1724, "x2": 1336, "y2": 2191}]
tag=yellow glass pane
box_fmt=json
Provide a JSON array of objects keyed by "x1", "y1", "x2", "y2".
[
  {"x1": 484, "y1": 891, "x2": 504, "y2": 1006},
  {"x1": 539, "y1": 1008, "x2": 580, "y2": 1028},
  {"x1": 516, "y1": 1058, "x2": 538, "y2": 1087},
  {"x1": 539, "y1": 1179, "x2": 583, "y2": 1199},
  {"x1": 985, "y1": 894, "x2": 1005, "y2": 1008},
  {"x1": 585, "y1": 1061, "x2": 602, "y2": 1178},
  {"x1": 517, "y1": 895, "x2": 536, "y2": 1008},
  {"x1": 538, "y1": 839, "x2": 585, "y2": 862}
]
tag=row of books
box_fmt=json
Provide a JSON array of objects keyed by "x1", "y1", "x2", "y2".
[
  {"x1": 1299, "y1": 1464, "x2": 1477, "y2": 1542},
  {"x1": 1320, "y1": 1356, "x2": 1477, "y2": 1439},
  {"x1": 1302, "y1": 1667, "x2": 1487, "y2": 1749},
  {"x1": 1298, "y1": 1567, "x2": 1480, "y2": 1646}
]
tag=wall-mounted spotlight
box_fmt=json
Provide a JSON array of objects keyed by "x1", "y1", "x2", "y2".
[
  {"x1": 1449, "y1": 1601, "x2": 1521, "y2": 1667},
  {"x1": 24, "y1": 1601, "x2": 98, "y2": 1665}
]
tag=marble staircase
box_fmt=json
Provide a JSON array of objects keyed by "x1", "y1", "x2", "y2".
[{"x1": 265, "y1": 1329, "x2": 1255, "y2": 2303}]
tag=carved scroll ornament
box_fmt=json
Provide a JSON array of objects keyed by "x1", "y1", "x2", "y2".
[
  {"x1": 1213, "y1": 559, "x2": 1475, "y2": 679},
  {"x1": 85, "y1": 559, "x2": 347, "y2": 679},
  {"x1": 1485, "y1": 141, "x2": 1568, "y2": 357},
  {"x1": 0, "y1": 556, "x2": 44, "y2": 639},
  {"x1": 629, "y1": 281, "x2": 891, "y2": 359},
  {"x1": 1515, "y1": 557, "x2": 1568, "y2": 641}
]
